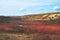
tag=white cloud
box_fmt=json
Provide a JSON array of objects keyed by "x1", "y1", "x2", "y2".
[
  {"x1": 27, "y1": 13, "x2": 33, "y2": 14},
  {"x1": 19, "y1": 8, "x2": 26, "y2": 11},
  {"x1": 26, "y1": 13, "x2": 37, "y2": 15},
  {"x1": 26, "y1": 13, "x2": 38, "y2": 15},
  {"x1": 53, "y1": 6, "x2": 59, "y2": 10}
]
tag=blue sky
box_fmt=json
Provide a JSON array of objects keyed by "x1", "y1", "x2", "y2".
[{"x1": 0, "y1": 0, "x2": 60, "y2": 16}]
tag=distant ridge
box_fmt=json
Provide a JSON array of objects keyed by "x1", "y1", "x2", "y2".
[{"x1": 21, "y1": 12, "x2": 60, "y2": 21}]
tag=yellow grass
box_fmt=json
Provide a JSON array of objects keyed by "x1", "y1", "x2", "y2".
[{"x1": 0, "y1": 33, "x2": 60, "y2": 40}]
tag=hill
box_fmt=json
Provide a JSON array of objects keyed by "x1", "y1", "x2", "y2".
[
  {"x1": 22, "y1": 12, "x2": 60, "y2": 21},
  {"x1": 0, "y1": 12, "x2": 60, "y2": 40},
  {"x1": 0, "y1": 12, "x2": 60, "y2": 33}
]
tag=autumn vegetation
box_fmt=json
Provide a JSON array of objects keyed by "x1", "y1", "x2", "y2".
[{"x1": 0, "y1": 12, "x2": 60, "y2": 40}]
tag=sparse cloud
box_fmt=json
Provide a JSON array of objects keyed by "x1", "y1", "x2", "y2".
[
  {"x1": 27, "y1": 13, "x2": 39, "y2": 15},
  {"x1": 0, "y1": 0, "x2": 60, "y2": 16},
  {"x1": 53, "y1": 6, "x2": 59, "y2": 10},
  {"x1": 27, "y1": 13, "x2": 33, "y2": 15},
  {"x1": 19, "y1": 8, "x2": 26, "y2": 11}
]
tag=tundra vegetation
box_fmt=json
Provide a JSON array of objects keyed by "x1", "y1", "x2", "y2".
[{"x1": 0, "y1": 12, "x2": 60, "y2": 40}]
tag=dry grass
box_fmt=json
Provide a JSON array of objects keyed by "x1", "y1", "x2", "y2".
[
  {"x1": 0, "y1": 33, "x2": 60, "y2": 40},
  {"x1": 31, "y1": 33, "x2": 60, "y2": 40},
  {"x1": 0, "y1": 33, "x2": 30, "y2": 40}
]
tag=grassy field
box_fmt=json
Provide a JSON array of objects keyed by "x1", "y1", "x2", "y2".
[
  {"x1": 0, "y1": 32, "x2": 60, "y2": 40},
  {"x1": 0, "y1": 32, "x2": 31, "y2": 40}
]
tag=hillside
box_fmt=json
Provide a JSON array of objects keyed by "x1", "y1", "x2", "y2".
[
  {"x1": 22, "y1": 12, "x2": 60, "y2": 21},
  {"x1": 0, "y1": 12, "x2": 60, "y2": 40},
  {"x1": 0, "y1": 12, "x2": 60, "y2": 33},
  {"x1": 5, "y1": 12, "x2": 60, "y2": 21}
]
